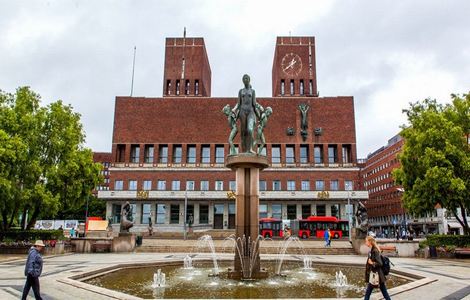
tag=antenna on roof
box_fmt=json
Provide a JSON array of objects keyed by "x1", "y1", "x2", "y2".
[
  {"x1": 182, "y1": 27, "x2": 186, "y2": 80},
  {"x1": 130, "y1": 46, "x2": 137, "y2": 96}
]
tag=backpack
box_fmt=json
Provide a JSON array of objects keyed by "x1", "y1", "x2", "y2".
[{"x1": 381, "y1": 255, "x2": 394, "y2": 275}]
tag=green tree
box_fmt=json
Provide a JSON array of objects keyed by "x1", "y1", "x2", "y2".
[
  {"x1": 0, "y1": 87, "x2": 103, "y2": 231},
  {"x1": 394, "y1": 93, "x2": 470, "y2": 235}
]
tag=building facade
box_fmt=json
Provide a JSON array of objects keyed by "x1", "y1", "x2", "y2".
[{"x1": 98, "y1": 35, "x2": 368, "y2": 232}]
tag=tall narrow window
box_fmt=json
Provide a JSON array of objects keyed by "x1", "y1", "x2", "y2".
[
  {"x1": 280, "y1": 80, "x2": 285, "y2": 95},
  {"x1": 290, "y1": 80, "x2": 295, "y2": 95},
  {"x1": 117, "y1": 144, "x2": 125, "y2": 162},
  {"x1": 287, "y1": 205, "x2": 297, "y2": 220},
  {"x1": 302, "y1": 204, "x2": 311, "y2": 219},
  {"x1": 286, "y1": 145, "x2": 295, "y2": 163},
  {"x1": 175, "y1": 80, "x2": 180, "y2": 95},
  {"x1": 315, "y1": 180, "x2": 324, "y2": 191},
  {"x1": 300, "y1": 80, "x2": 304, "y2": 95},
  {"x1": 316, "y1": 204, "x2": 326, "y2": 216},
  {"x1": 166, "y1": 80, "x2": 171, "y2": 95},
  {"x1": 130, "y1": 145, "x2": 140, "y2": 163},
  {"x1": 171, "y1": 180, "x2": 180, "y2": 191},
  {"x1": 142, "y1": 204, "x2": 151, "y2": 224},
  {"x1": 272, "y1": 204, "x2": 282, "y2": 219},
  {"x1": 129, "y1": 180, "x2": 137, "y2": 191},
  {"x1": 170, "y1": 204, "x2": 180, "y2": 224},
  {"x1": 215, "y1": 180, "x2": 223, "y2": 191},
  {"x1": 331, "y1": 204, "x2": 340, "y2": 218},
  {"x1": 342, "y1": 145, "x2": 351, "y2": 164},
  {"x1": 273, "y1": 180, "x2": 281, "y2": 191},
  {"x1": 300, "y1": 145, "x2": 308, "y2": 163},
  {"x1": 195, "y1": 80, "x2": 199, "y2": 95},
  {"x1": 199, "y1": 205, "x2": 209, "y2": 224},
  {"x1": 144, "y1": 145, "x2": 154, "y2": 163},
  {"x1": 309, "y1": 80, "x2": 313, "y2": 96},
  {"x1": 301, "y1": 180, "x2": 310, "y2": 191},
  {"x1": 186, "y1": 180, "x2": 195, "y2": 191},
  {"x1": 314, "y1": 145, "x2": 323, "y2": 164},
  {"x1": 173, "y1": 145, "x2": 182, "y2": 163},
  {"x1": 156, "y1": 204, "x2": 166, "y2": 224},
  {"x1": 186, "y1": 145, "x2": 196, "y2": 163},
  {"x1": 157, "y1": 180, "x2": 166, "y2": 191},
  {"x1": 259, "y1": 180, "x2": 267, "y2": 191},
  {"x1": 143, "y1": 180, "x2": 152, "y2": 191},
  {"x1": 200, "y1": 180, "x2": 209, "y2": 191},
  {"x1": 215, "y1": 145, "x2": 224, "y2": 163},
  {"x1": 271, "y1": 145, "x2": 281, "y2": 163},
  {"x1": 259, "y1": 204, "x2": 268, "y2": 219},
  {"x1": 159, "y1": 145, "x2": 168, "y2": 163},
  {"x1": 328, "y1": 145, "x2": 338, "y2": 164},
  {"x1": 201, "y1": 145, "x2": 210, "y2": 163},
  {"x1": 229, "y1": 180, "x2": 236, "y2": 191},
  {"x1": 115, "y1": 180, "x2": 123, "y2": 190},
  {"x1": 287, "y1": 180, "x2": 296, "y2": 191},
  {"x1": 185, "y1": 80, "x2": 190, "y2": 95},
  {"x1": 330, "y1": 180, "x2": 339, "y2": 191}
]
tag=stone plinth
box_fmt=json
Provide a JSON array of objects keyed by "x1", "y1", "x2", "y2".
[
  {"x1": 226, "y1": 154, "x2": 269, "y2": 279},
  {"x1": 112, "y1": 233, "x2": 136, "y2": 253}
]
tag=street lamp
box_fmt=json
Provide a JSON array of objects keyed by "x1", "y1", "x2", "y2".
[{"x1": 184, "y1": 181, "x2": 194, "y2": 240}]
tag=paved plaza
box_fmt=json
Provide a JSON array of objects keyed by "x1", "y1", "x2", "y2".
[{"x1": 1, "y1": 246, "x2": 469, "y2": 300}]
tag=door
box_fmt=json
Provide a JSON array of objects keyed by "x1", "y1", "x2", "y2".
[
  {"x1": 228, "y1": 204, "x2": 236, "y2": 229},
  {"x1": 213, "y1": 204, "x2": 224, "y2": 229}
]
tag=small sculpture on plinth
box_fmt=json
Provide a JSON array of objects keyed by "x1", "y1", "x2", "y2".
[
  {"x1": 223, "y1": 74, "x2": 272, "y2": 155},
  {"x1": 120, "y1": 201, "x2": 134, "y2": 232},
  {"x1": 355, "y1": 200, "x2": 368, "y2": 234}
]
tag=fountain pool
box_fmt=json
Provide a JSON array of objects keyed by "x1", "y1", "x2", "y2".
[{"x1": 85, "y1": 260, "x2": 411, "y2": 299}]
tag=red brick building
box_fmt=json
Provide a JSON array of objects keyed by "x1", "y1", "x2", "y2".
[
  {"x1": 93, "y1": 152, "x2": 112, "y2": 195},
  {"x1": 98, "y1": 35, "x2": 368, "y2": 232}
]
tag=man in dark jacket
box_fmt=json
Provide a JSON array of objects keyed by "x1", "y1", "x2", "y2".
[{"x1": 22, "y1": 240, "x2": 45, "y2": 300}]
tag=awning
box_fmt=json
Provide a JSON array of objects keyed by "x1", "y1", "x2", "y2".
[{"x1": 447, "y1": 222, "x2": 462, "y2": 228}]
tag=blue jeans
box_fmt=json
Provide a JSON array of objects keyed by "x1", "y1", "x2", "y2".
[{"x1": 364, "y1": 282, "x2": 391, "y2": 300}]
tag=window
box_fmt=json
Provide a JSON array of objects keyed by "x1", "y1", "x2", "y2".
[
  {"x1": 215, "y1": 146, "x2": 224, "y2": 163},
  {"x1": 331, "y1": 204, "x2": 340, "y2": 218},
  {"x1": 199, "y1": 204, "x2": 209, "y2": 224},
  {"x1": 300, "y1": 80, "x2": 304, "y2": 95},
  {"x1": 144, "y1": 145, "x2": 154, "y2": 163},
  {"x1": 215, "y1": 180, "x2": 223, "y2": 191},
  {"x1": 287, "y1": 180, "x2": 296, "y2": 191},
  {"x1": 342, "y1": 145, "x2": 351, "y2": 164},
  {"x1": 142, "y1": 204, "x2": 151, "y2": 224},
  {"x1": 287, "y1": 204, "x2": 297, "y2": 220},
  {"x1": 316, "y1": 204, "x2": 326, "y2": 216},
  {"x1": 281, "y1": 80, "x2": 285, "y2": 95},
  {"x1": 157, "y1": 180, "x2": 166, "y2": 191},
  {"x1": 186, "y1": 204, "x2": 194, "y2": 224},
  {"x1": 117, "y1": 145, "x2": 125, "y2": 162},
  {"x1": 170, "y1": 204, "x2": 180, "y2": 224},
  {"x1": 345, "y1": 180, "x2": 353, "y2": 191},
  {"x1": 129, "y1": 180, "x2": 137, "y2": 191},
  {"x1": 187, "y1": 145, "x2": 196, "y2": 163},
  {"x1": 185, "y1": 80, "x2": 190, "y2": 95},
  {"x1": 290, "y1": 79, "x2": 294, "y2": 95},
  {"x1": 156, "y1": 204, "x2": 166, "y2": 224},
  {"x1": 271, "y1": 146, "x2": 281, "y2": 163},
  {"x1": 229, "y1": 180, "x2": 236, "y2": 191},
  {"x1": 195, "y1": 80, "x2": 199, "y2": 95},
  {"x1": 201, "y1": 180, "x2": 209, "y2": 191},
  {"x1": 143, "y1": 180, "x2": 152, "y2": 191},
  {"x1": 273, "y1": 180, "x2": 281, "y2": 191},
  {"x1": 314, "y1": 145, "x2": 323, "y2": 164},
  {"x1": 175, "y1": 79, "x2": 180, "y2": 95},
  {"x1": 286, "y1": 145, "x2": 295, "y2": 163},
  {"x1": 309, "y1": 80, "x2": 313, "y2": 96},
  {"x1": 201, "y1": 145, "x2": 210, "y2": 163},
  {"x1": 259, "y1": 180, "x2": 267, "y2": 191},
  {"x1": 129, "y1": 204, "x2": 137, "y2": 222},
  {"x1": 316, "y1": 180, "x2": 324, "y2": 191},
  {"x1": 259, "y1": 146, "x2": 267, "y2": 156},
  {"x1": 328, "y1": 145, "x2": 338, "y2": 164},
  {"x1": 115, "y1": 180, "x2": 123, "y2": 190},
  {"x1": 173, "y1": 145, "x2": 182, "y2": 163},
  {"x1": 301, "y1": 180, "x2": 310, "y2": 191},
  {"x1": 171, "y1": 180, "x2": 180, "y2": 191},
  {"x1": 166, "y1": 80, "x2": 171, "y2": 95},
  {"x1": 300, "y1": 145, "x2": 308, "y2": 163},
  {"x1": 112, "y1": 204, "x2": 121, "y2": 223},
  {"x1": 159, "y1": 145, "x2": 168, "y2": 163},
  {"x1": 330, "y1": 180, "x2": 339, "y2": 191},
  {"x1": 130, "y1": 145, "x2": 140, "y2": 163},
  {"x1": 302, "y1": 205, "x2": 311, "y2": 219},
  {"x1": 186, "y1": 180, "x2": 195, "y2": 191},
  {"x1": 272, "y1": 204, "x2": 282, "y2": 219},
  {"x1": 259, "y1": 204, "x2": 268, "y2": 219}
]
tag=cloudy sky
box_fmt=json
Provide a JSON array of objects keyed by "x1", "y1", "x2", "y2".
[{"x1": 1, "y1": 0, "x2": 469, "y2": 158}]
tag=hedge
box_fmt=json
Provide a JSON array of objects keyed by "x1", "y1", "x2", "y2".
[
  {"x1": 0, "y1": 230, "x2": 64, "y2": 242},
  {"x1": 425, "y1": 234, "x2": 470, "y2": 248}
]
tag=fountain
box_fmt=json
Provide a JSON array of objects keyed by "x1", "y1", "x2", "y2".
[
  {"x1": 303, "y1": 256, "x2": 312, "y2": 270},
  {"x1": 151, "y1": 269, "x2": 166, "y2": 288},
  {"x1": 275, "y1": 236, "x2": 307, "y2": 275},
  {"x1": 183, "y1": 255, "x2": 193, "y2": 269},
  {"x1": 335, "y1": 270, "x2": 348, "y2": 287},
  {"x1": 195, "y1": 235, "x2": 219, "y2": 274}
]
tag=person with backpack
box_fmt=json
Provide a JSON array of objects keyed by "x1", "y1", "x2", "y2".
[{"x1": 364, "y1": 235, "x2": 391, "y2": 300}]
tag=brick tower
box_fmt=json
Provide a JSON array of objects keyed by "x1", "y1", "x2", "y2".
[{"x1": 272, "y1": 36, "x2": 318, "y2": 97}]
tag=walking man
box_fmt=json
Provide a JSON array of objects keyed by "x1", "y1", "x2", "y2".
[{"x1": 22, "y1": 240, "x2": 45, "y2": 300}]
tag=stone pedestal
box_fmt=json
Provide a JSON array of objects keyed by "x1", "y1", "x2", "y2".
[
  {"x1": 112, "y1": 233, "x2": 136, "y2": 253},
  {"x1": 226, "y1": 154, "x2": 269, "y2": 279}
]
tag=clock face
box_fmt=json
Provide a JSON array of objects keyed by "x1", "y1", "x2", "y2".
[{"x1": 281, "y1": 53, "x2": 302, "y2": 76}]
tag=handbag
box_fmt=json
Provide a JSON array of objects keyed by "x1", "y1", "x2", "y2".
[{"x1": 369, "y1": 271, "x2": 379, "y2": 286}]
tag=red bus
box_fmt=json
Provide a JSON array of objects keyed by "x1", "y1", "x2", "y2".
[
  {"x1": 259, "y1": 217, "x2": 284, "y2": 238},
  {"x1": 298, "y1": 216, "x2": 344, "y2": 239}
]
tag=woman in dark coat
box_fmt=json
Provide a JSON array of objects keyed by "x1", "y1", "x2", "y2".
[{"x1": 364, "y1": 235, "x2": 391, "y2": 300}]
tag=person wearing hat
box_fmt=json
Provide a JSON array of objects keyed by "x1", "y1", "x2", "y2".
[{"x1": 21, "y1": 240, "x2": 45, "y2": 300}]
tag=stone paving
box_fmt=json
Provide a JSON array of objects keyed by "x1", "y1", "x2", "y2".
[{"x1": 0, "y1": 250, "x2": 469, "y2": 299}]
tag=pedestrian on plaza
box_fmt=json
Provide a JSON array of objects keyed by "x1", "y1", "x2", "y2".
[
  {"x1": 324, "y1": 228, "x2": 330, "y2": 247},
  {"x1": 327, "y1": 228, "x2": 332, "y2": 247},
  {"x1": 364, "y1": 235, "x2": 391, "y2": 300},
  {"x1": 70, "y1": 227, "x2": 75, "y2": 238},
  {"x1": 21, "y1": 240, "x2": 45, "y2": 300}
]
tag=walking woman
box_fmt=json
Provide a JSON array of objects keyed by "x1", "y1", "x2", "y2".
[{"x1": 364, "y1": 235, "x2": 391, "y2": 300}]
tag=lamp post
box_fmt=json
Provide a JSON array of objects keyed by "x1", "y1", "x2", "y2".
[{"x1": 183, "y1": 181, "x2": 194, "y2": 240}]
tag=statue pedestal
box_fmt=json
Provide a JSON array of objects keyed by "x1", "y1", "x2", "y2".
[
  {"x1": 112, "y1": 232, "x2": 136, "y2": 252},
  {"x1": 226, "y1": 154, "x2": 269, "y2": 279}
]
